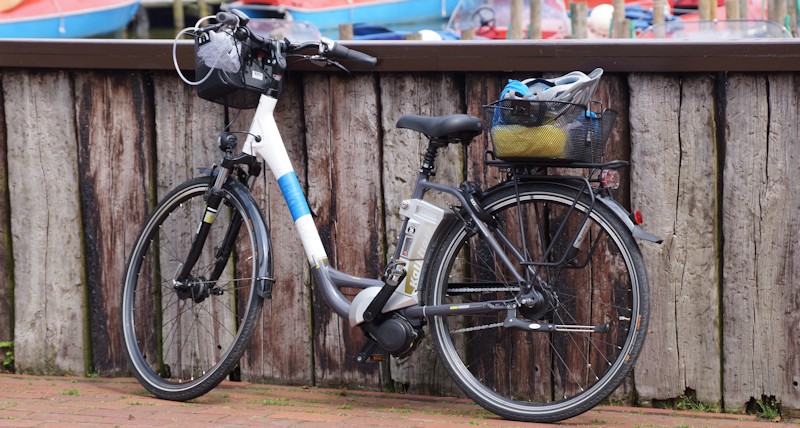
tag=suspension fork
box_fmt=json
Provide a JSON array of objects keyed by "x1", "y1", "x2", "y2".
[{"x1": 173, "y1": 152, "x2": 261, "y2": 286}]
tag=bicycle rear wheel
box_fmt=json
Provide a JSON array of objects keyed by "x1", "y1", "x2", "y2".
[
  {"x1": 121, "y1": 176, "x2": 268, "y2": 401},
  {"x1": 423, "y1": 181, "x2": 649, "y2": 422}
]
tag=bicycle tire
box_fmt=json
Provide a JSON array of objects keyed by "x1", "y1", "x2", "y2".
[
  {"x1": 121, "y1": 176, "x2": 268, "y2": 401},
  {"x1": 422, "y1": 181, "x2": 649, "y2": 423}
]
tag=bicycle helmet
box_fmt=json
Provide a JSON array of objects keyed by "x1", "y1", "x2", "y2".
[{"x1": 500, "y1": 68, "x2": 604, "y2": 105}]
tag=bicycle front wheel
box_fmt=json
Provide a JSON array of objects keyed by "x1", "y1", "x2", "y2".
[
  {"x1": 423, "y1": 181, "x2": 649, "y2": 423},
  {"x1": 121, "y1": 176, "x2": 268, "y2": 401}
]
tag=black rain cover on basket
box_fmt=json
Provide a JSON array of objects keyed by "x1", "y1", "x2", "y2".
[{"x1": 194, "y1": 29, "x2": 273, "y2": 110}]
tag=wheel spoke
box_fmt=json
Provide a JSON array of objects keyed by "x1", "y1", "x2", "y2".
[
  {"x1": 425, "y1": 183, "x2": 648, "y2": 423},
  {"x1": 121, "y1": 178, "x2": 264, "y2": 400}
]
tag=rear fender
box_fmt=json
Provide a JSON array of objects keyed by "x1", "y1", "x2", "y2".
[
  {"x1": 595, "y1": 192, "x2": 663, "y2": 243},
  {"x1": 480, "y1": 179, "x2": 663, "y2": 243},
  {"x1": 416, "y1": 179, "x2": 662, "y2": 305}
]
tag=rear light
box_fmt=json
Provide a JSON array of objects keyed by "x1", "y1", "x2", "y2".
[
  {"x1": 632, "y1": 210, "x2": 644, "y2": 225},
  {"x1": 600, "y1": 170, "x2": 620, "y2": 190}
]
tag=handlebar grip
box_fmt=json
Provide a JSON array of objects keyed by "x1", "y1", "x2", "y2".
[
  {"x1": 215, "y1": 12, "x2": 238, "y2": 26},
  {"x1": 330, "y1": 43, "x2": 378, "y2": 67}
]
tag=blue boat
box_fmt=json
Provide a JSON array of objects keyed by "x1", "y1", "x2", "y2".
[
  {"x1": 222, "y1": 0, "x2": 460, "y2": 32},
  {"x1": 0, "y1": 0, "x2": 140, "y2": 38}
]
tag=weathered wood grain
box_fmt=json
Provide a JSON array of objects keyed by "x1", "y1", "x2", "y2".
[
  {"x1": 723, "y1": 73, "x2": 800, "y2": 411},
  {"x1": 236, "y1": 78, "x2": 314, "y2": 384},
  {"x1": 465, "y1": 73, "x2": 508, "y2": 188},
  {"x1": 673, "y1": 74, "x2": 721, "y2": 404},
  {"x1": 630, "y1": 73, "x2": 721, "y2": 404},
  {"x1": 3, "y1": 70, "x2": 86, "y2": 374},
  {"x1": 763, "y1": 74, "x2": 800, "y2": 413},
  {"x1": 0, "y1": 75, "x2": 11, "y2": 347},
  {"x1": 74, "y1": 71, "x2": 155, "y2": 376},
  {"x1": 628, "y1": 73, "x2": 683, "y2": 401},
  {"x1": 304, "y1": 72, "x2": 384, "y2": 388},
  {"x1": 379, "y1": 72, "x2": 464, "y2": 394},
  {"x1": 595, "y1": 73, "x2": 632, "y2": 203},
  {"x1": 152, "y1": 71, "x2": 225, "y2": 194}
]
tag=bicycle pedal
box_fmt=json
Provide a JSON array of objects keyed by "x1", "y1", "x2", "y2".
[{"x1": 353, "y1": 353, "x2": 385, "y2": 364}]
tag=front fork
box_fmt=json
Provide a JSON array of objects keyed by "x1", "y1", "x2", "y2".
[{"x1": 172, "y1": 144, "x2": 262, "y2": 298}]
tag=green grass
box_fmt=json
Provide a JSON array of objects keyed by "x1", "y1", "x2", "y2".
[
  {"x1": 675, "y1": 395, "x2": 720, "y2": 413},
  {"x1": 754, "y1": 397, "x2": 780, "y2": 420},
  {"x1": 0, "y1": 341, "x2": 13, "y2": 370},
  {"x1": 261, "y1": 397, "x2": 297, "y2": 407},
  {"x1": 60, "y1": 389, "x2": 79, "y2": 396}
]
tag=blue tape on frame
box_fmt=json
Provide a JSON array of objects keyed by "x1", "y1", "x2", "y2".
[{"x1": 277, "y1": 172, "x2": 311, "y2": 222}]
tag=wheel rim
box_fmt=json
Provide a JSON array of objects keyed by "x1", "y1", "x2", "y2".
[
  {"x1": 122, "y1": 183, "x2": 258, "y2": 393},
  {"x1": 429, "y1": 188, "x2": 643, "y2": 417}
]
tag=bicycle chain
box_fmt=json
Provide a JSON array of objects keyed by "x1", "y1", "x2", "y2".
[
  {"x1": 447, "y1": 287, "x2": 520, "y2": 293},
  {"x1": 450, "y1": 322, "x2": 504, "y2": 333}
]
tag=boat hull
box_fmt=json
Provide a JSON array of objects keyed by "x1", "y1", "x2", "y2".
[
  {"x1": 226, "y1": 0, "x2": 460, "y2": 29},
  {"x1": 0, "y1": 0, "x2": 140, "y2": 38}
]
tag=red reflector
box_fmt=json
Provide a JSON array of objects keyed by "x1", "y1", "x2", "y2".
[{"x1": 633, "y1": 210, "x2": 644, "y2": 225}]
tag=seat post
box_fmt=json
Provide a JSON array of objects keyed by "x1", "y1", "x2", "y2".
[
  {"x1": 420, "y1": 138, "x2": 448, "y2": 176},
  {"x1": 420, "y1": 143, "x2": 437, "y2": 174},
  {"x1": 408, "y1": 140, "x2": 445, "y2": 200}
]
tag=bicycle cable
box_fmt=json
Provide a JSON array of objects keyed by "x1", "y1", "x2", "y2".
[{"x1": 172, "y1": 15, "x2": 237, "y2": 87}]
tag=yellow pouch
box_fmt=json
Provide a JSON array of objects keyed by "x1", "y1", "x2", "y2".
[{"x1": 491, "y1": 124, "x2": 568, "y2": 159}]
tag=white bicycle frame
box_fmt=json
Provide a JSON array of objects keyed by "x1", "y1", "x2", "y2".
[
  {"x1": 240, "y1": 93, "x2": 419, "y2": 323},
  {"x1": 234, "y1": 91, "x2": 659, "y2": 330},
  {"x1": 237, "y1": 92, "x2": 532, "y2": 326}
]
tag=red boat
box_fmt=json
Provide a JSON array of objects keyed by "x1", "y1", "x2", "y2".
[
  {"x1": 225, "y1": 0, "x2": 460, "y2": 30},
  {"x1": 0, "y1": 0, "x2": 140, "y2": 38}
]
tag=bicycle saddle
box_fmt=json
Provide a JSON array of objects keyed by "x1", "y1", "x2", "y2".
[{"x1": 396, "y1": 114, "x2": 482, "y2": 141}]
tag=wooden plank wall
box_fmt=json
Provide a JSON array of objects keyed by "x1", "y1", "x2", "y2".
[
  {"x1": 0, "y1": 74, "x2": 10, "y2": 350},
  {"x1": 1, "y1": 68, "x2": 798, "y2": 415}
]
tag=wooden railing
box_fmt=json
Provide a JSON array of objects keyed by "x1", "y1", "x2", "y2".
[{"x1": 0, "y1": 39, "x2": 799, "y2": 416}]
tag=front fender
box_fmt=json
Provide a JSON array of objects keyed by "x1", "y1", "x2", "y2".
[{"x1": 226, "y1": 178, "x2": 274, "y2": 298}]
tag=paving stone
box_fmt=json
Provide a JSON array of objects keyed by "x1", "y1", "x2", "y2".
[{"x1": 0, "y1": 374, "x2": 795, "y2": 427}]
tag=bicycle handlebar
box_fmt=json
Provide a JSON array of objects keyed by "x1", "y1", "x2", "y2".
[
  {"x1": 215, "y1": 11, "x2": 238, "y2": 26},
  {"x1": 325, "y1": 39, "x2": 378, "y2": 67},
  {"x1": 213, "y1": 10, "x2": 378, "y2": 69}
]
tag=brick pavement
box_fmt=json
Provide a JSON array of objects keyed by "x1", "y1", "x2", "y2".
[{"x1": 0, "y1": 374, "x2": 794, "y2": 427}]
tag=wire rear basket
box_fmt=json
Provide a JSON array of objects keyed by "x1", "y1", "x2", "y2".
[
  {"x1": 194, "y1": 30, "x2": 273, "y2": 109},
  {"x1": 484, "y1": 99, "x2": 617, "y2": 163}
]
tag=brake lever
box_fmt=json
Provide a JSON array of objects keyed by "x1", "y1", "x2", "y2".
[
  {"x1": 304, "y1": 55, "x2": 351, "y2": 74},
  {"x1": 326, "y1": 59, "x2": 351, "y2": 74},
  {"x1": 273, "y1": 39, "x2": 286, "y2": 70}
]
